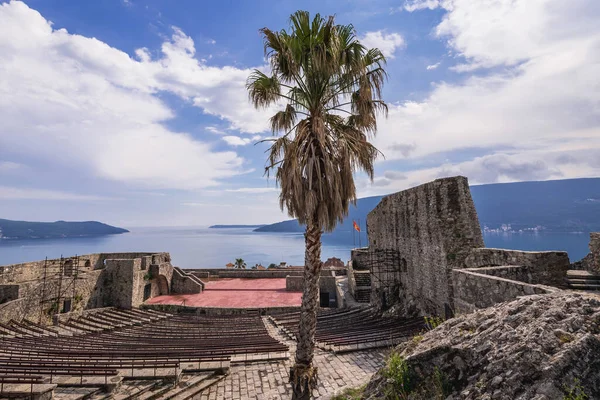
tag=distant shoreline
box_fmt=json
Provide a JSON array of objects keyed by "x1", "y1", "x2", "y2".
[{"x1": 208, "y1": 224, "x2": 266, "y2": 229}]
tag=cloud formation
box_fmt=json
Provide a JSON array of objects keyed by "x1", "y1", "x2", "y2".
[
  {"x1": 0, "y1": 1, "x2": 276, "y2": 191},
  {"x1": 359, "y1": 31, "x2": 405, "y2": 59},
  {"x1": 366, "y1": 0, "x2": 600, "y2": 194}
]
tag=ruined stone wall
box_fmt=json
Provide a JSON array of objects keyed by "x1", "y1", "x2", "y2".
[
  {"x1": 0, "y1": 252, "x2": 181, "y2": 322},
  {"x1": 0, "y1": 268, "x2": 103, "y2": 324},
  {"x1": 366, "y1": 176, "x2": 484, "y2": 317},
  {"x1": 0, "y1": 285, "x2": 19, "y2": 304},
  {"x1": 286, "y1": 276, "x2": 304, "y2": 291},
  {"x1": 171, "y1": 267, "x2": 203, "y2": 294},
  {"x1": 350, "y1": 248, "x2": 371, "y2": 270},
  {"x1": 452, "y1": 269, "x2": 558, "y2": 314},
  {"x1": 464, "y1": 248, "x2": 570, "y2": 287}
]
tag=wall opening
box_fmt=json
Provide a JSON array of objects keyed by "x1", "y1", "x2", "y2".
[
  {"x1": 62, "y1": 299, "x2": 72, "y2": 313},
  {"x1": 143, "y1": 284, "x2": 152, "y2": 301},
  {"x1": 320, "y1": 291, "x2": 330, "y2": 307}
]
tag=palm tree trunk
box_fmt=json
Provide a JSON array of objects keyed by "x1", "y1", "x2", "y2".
[{"x1": 290, "y1": 217, "x2": 322, "y2": 400}]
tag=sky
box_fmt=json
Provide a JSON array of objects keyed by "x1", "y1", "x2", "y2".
[{"x1": 0, "y1": 0, "x2": 599, "y2": 227}]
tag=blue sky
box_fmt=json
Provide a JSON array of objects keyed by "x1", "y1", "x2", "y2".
[{"x1": 0, "y1": 0, "x2": 599, "y2": 227}]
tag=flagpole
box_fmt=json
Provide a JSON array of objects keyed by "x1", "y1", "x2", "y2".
[{"x1": 358, "y1": 218, "x2": 362, "y2": 248}]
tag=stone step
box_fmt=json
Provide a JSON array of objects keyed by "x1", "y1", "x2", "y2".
[
  {"x1": 0, "y1": 383, "x2": 57, "y2": 399},
  {"x1": 134, "y1": 380, "x2": 175, "y2": 400},
  {"x1": 54, "y1": 386, "x2": 103, "y2": 400},
  {"x1": 112, "y1": 379, "x2": 161, "y2": 400},
  {"x1": 566, "y1": 278, "x2": 600, "y2": 284},
  {"x1": 566, "y1": 270, "x2": 600, "y2": 278},
  {"x1": 568, "y1": 283, "x2": 600, "y2": 290},
  {"x1": 355, "y1": 289, "x2": 371, "y2": 303},
  {"x1": 155, "y1": 372, "x2": 227, "y2": 400}
]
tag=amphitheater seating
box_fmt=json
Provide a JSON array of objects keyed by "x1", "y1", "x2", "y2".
[
  {"x1": 0, "y1": 308, "x2": 288, "y2": 399},
  {"x1": 270, "y1": 307, "x2": 425, "y2": 352}
]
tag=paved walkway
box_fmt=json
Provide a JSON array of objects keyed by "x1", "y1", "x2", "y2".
[
  {"x1": 194, "y1": 317, "x2": 387, "y2": 399},
  {"x1": 146, "y1": 279, "x2": 302, "y2": 308}
]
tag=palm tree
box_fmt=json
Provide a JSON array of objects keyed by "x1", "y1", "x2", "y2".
[
  {"x1": 234, "y1": 258, "x2": 246, "y2": 269},
  {"x1": 247, "y1": 11, "x2": 387, "y2": 399}
]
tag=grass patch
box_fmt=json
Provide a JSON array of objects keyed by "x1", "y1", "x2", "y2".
[
  {"x1": 424, "y1": 316, "x2": 444, "y2": 331},
  {"x1": 381, "y1": 353, "x2": 452, "y2": 400},
  {"x1": 330, "y1": 385, "x2": 366, "y2": 400},
  {"x1": 564, "y1": 379, "x2": 588, "y2": 400}
]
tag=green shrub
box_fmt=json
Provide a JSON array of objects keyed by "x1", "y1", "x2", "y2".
[
  {"x1": 384, "y1": 353, "x2": 413, "y2": 399},
  {"x1": 432, "y1": 367, "x2": 451, "y2": 399},
  {"x1": 564, "y1": 379, "x2": 588, "y2": 400},
  {"x1": 424, "y1": 316, "x2": 444, "y2": 331}
]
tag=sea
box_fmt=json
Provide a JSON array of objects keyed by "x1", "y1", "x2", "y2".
[{"x1": 0, "y1": 227, "x2": 593, "y2": 268}]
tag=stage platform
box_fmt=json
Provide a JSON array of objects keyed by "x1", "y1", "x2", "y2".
[{"x1": 146, "y1": 278, "x2": 303, "y2": 309}]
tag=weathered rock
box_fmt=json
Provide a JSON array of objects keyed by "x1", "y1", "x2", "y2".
[{"x1": 363, "y1": 292, "x2": 600, "y2": 399}]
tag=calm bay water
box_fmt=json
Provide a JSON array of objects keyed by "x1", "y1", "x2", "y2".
[{"x1": 0, "y1": 227, "x2": 592, "y2": 268}]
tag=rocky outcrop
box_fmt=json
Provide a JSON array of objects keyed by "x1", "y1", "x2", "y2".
[{"x1": 364, "y1": 292, "x2": 600, "y2": 400}]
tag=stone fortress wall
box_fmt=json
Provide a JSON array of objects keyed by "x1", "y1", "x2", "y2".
[
  {"x1": 0, "y1": 252, "x2": 202, "y2": 324},
  {"x1": 355, "y1": 176, "x2": 587, "y2": 318},
  {"x1": 364, "y1": 176, "x2": 484, "y2": 318}
]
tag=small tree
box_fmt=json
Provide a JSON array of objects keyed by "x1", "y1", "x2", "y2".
[
  {"x1": 247, "y1": 10, "x2": 386, "y2": 399},
  {"x1": 234, "y1": 258, "x2": 247, "y2": 269}
]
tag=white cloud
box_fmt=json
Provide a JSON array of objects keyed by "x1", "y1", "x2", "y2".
[
  {"x1": 0, "y1": 1, "x2": 269, "y2": 190},
  {"x1": 359, "y1": 31, "x2": 405, "y2": 59},
  {"x1": 0, "y1": 186, "x2": 120, "y2": 201},
  {"x1": 370, "y1": 0, "x2": 600, "y2": 187},
  {"x1": 426, "y1": 62, "x2": 440, "y2": 70},
  {"x1": 0, "y1": 161, "x2": 22, "y2": 172},
  {"x1": 221, "y1": 135, "x2": 263, "y2": 147},
  {"x1": 404, "y1": 0, "x2": 441, "y2": 12}
]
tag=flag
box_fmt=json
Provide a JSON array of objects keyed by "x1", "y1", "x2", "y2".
[{"x1": 353, "y1": 220, "x2": 361, "y2": 232}]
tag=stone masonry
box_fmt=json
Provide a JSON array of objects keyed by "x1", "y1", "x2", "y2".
[
  {"x1": 356, "y1": 176, "x2": 577, "y2": 319},
  {"x1": 196, "y1": 317, "x2": 386, "y2": 400},
  {"x1": 0, "y1": 252, "x2": 201, "y2": 324},
  {"x1": 364, "y1": 176, "x2": 484, "y2": 317}
]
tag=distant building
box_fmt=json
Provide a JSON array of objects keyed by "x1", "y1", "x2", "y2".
[
  {"x1": 323, "y1": 257, "x2": 344, "y2": 268},
  {"x1": 225, "y1": 262, "x2": 235, "y2": 269}
]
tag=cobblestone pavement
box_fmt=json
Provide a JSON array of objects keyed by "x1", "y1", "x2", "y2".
[{"x1": 195, "y1": 317, "x2": 388, "y2": 400}]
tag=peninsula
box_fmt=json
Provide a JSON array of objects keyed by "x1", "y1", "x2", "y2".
[{"x1": 0, "y1": 219, "x2": 129, "y2": 240}]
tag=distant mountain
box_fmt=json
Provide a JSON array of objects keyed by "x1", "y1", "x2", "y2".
[
  {"x1": 255, "y1": 177, "x2": 600, "y2": 235},
  {"x1": 209, "y1": 224, "x2": 266, "y2": 229},
  {"x1": 0, "y1": 219, "x2": 129, "y2": 240},
  {"x1": 254, "y1": 196, "x2": 382, "y2": 234}
]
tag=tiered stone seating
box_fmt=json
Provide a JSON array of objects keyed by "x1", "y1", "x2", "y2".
[
  {"x1": 0, "y1": 308, "x2": 288, "y2": 399},
  {"x1": 270, "y1": 307, "x2": 425, "y2": 352}
]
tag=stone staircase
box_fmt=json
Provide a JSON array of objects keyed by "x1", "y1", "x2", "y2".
[
  {"x1": 353, "y1": 271, "x2": 372, "y2": 303},
  {"x1": 566, "y1": 270, "x2": 600, "y2": 291}
]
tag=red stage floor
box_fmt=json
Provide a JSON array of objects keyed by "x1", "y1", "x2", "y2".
[{"x1": 146, "y1": 278, "x2": 302, "y2": 308}]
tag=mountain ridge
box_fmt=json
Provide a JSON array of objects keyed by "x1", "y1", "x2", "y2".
[{"x1": 254, "y1": 177, "x2": 600, "y2": 235}]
